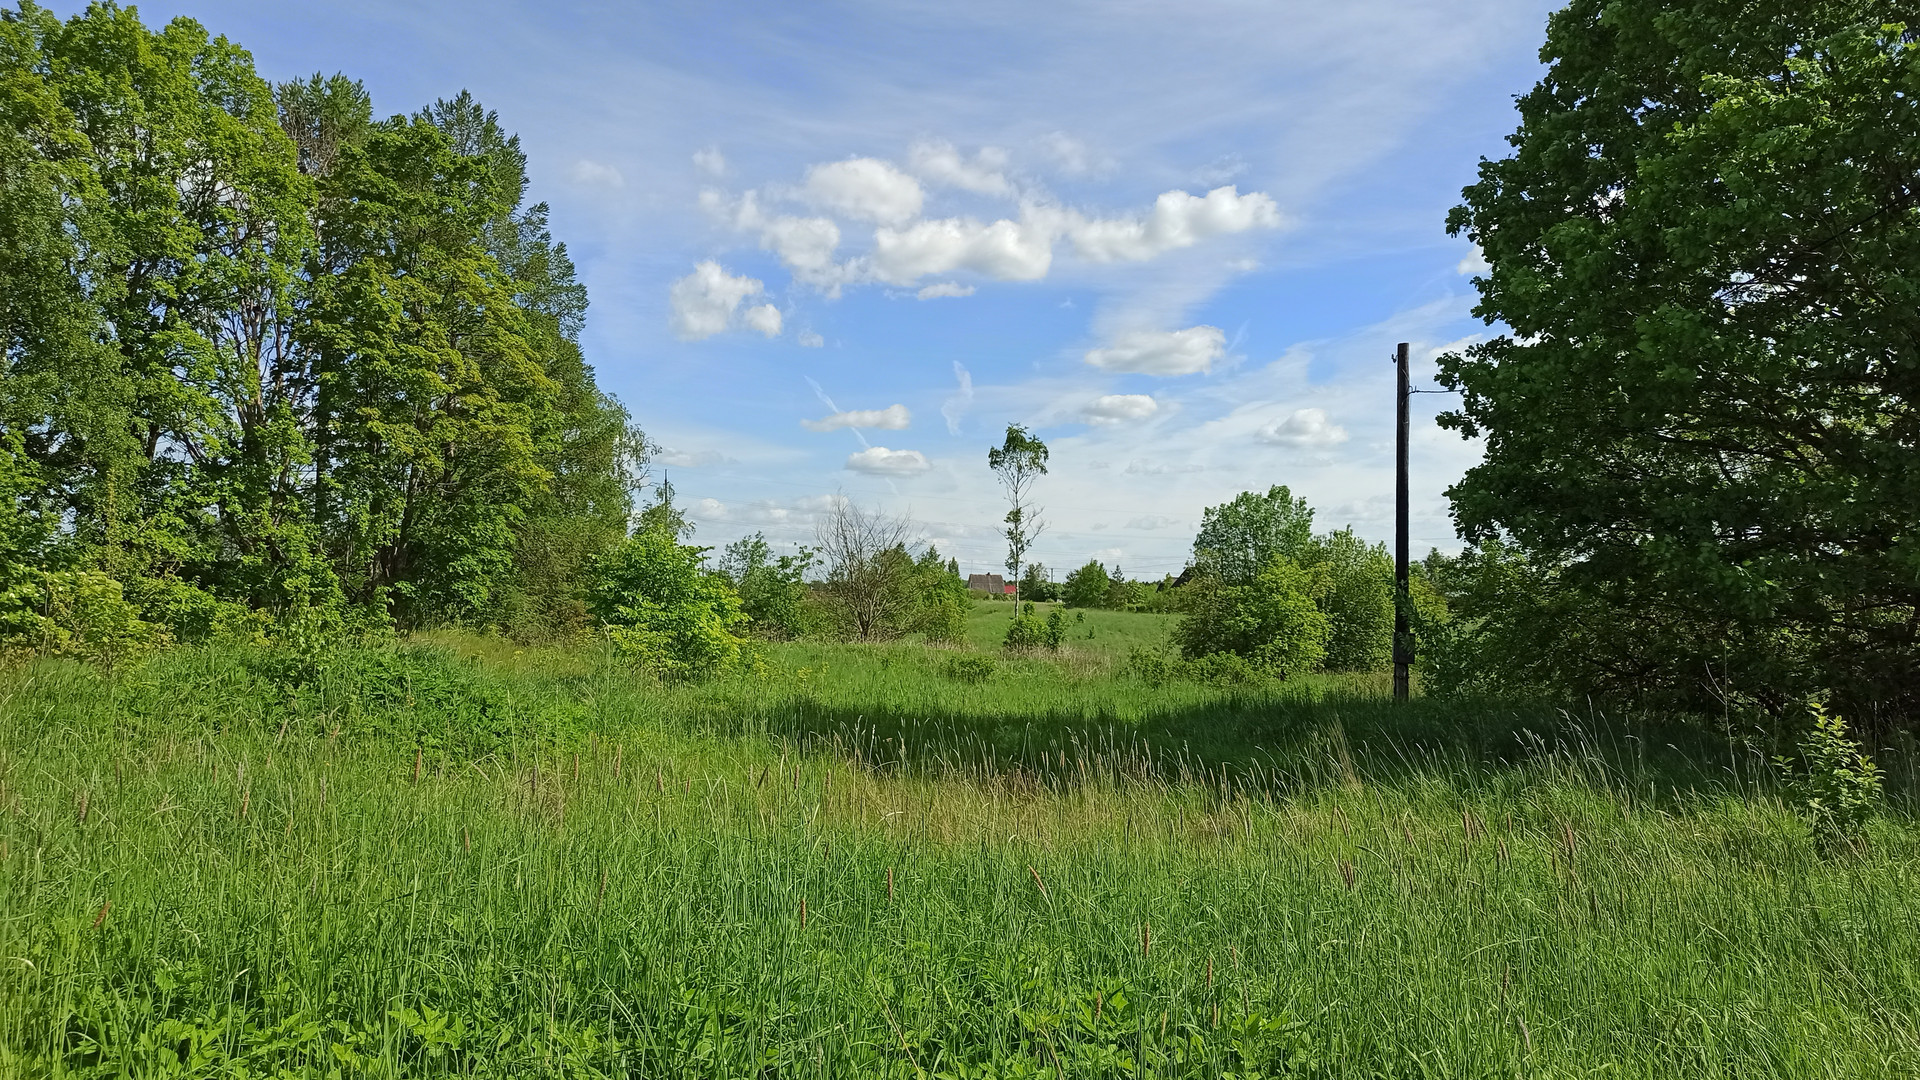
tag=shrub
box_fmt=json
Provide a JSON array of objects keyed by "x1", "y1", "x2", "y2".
[
  {"x1": 1004, "y1": 606, "x2": 1051, "y2": 651},
  {"x1": 588, "y1": 531, "x2": 747, "y2": 679},
  {"x1": 1314, "y1": 529, "x2": 1393, "y2": 671},
  {"x1": 1061, "y1": 561, "x2": 1111, "y2": 608},
  {"x1": 1126, "y1": 647, "x2": 1271, "y2": 688},
  {"x1": 1777, "y1": 701, "x2": 1883, "y2": 851},
  {"x1": 943, "y1": 654, "x2": 997, "y2": 683},
  {"x1": 257, "y1": 643, "x2": 587, "y2": 755},
  {"x1": 4, "y1": 569, "x2": 169, "y2": 668},
  {"x1": 914, "y1": 584, "x2": 970, "y2": 644},
  {"x1": 1173, "y1": 555, "x2": 1329, "y2": 677},
  {"x1": 1126, "y1": 647, "x2": 1178, "y2": 687},
  {"x1": 718, "y1": 533, "x2": 816, "y2": 640}
]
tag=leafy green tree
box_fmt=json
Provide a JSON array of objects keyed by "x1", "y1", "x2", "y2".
[
  {"x1": 587, "y1": 531, "x2": 745, "y2": 678},
  {"x1": 1173, "y1": 555, "x2": 1329, "y2": 677},
  {"x1": 718, "y1": 532, "x2": 815, "y2": 640},
  {"x1": 1313, "y1": 529, "x2": 1393, "y2": 671},
  {"x1": 1191, "y1": 486, "x2": 1314, "y2": 586},
  {"x1": 1441, "y1": 0, "x2": 1920, "y2": 717},
  {"x1": 910, "y1": 545, "x2": 971, "y2": 643},
  {"x1": 987, "y1": 424, "x2": 1048, "y2": 608},
  {"x1": 1019, "y1": 561, "x2": 1057, "y2": 603},
  {"x1": 1061, "y1": 560, "x2": 1111, "y2": 608}
]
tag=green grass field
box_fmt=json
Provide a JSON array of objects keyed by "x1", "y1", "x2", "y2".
[
  {"x1": 3, "y1": 620, "x2": 1918, "y2": 1077},
  {"x1": 963, "y1": 599, "x2": 1180, "y2": 660}
]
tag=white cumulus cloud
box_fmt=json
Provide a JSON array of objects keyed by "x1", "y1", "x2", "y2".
[
  {"x1": 1084, "y1": 326, "x2": 1225, "y2": 376},
  {"x1": 907, "y1": 140, "x2": 1011, "y2": 196},
  {"x1": 742, "y1": 303, "x2": 783, "y2": 337},
  {"x1": 804, "y1": 158, "x2": 924, "y2": 226},
  {"x1": 797, "y1": 330, "x2": 824, "y2": 348},
  {"x1": 757, "y1": 213, "x2": 843, "y2": 287},
  {"x1": 845, "y1": 446, "x2": 931, "y2": 475},
  {"x1": 1257, "y1": 408, "x2": 1349, "y2": 448},
  {"x1": 569, "y1": 159, "x2": 624, "y2": 188},
  {"x1": 668, "y1": 260, "x2": 765, "y2": 341},
  {"x1": 871, "y1": 213, "x2": 1055, "y2": 284},
  {"x1": 1068, "y1": 186, "x2": 1281, "y2": 262},
  {"x1": 1457, "y1": 248, "x2": 1491, "y2": 276},
  {"x1": 1081, "y1": 394, "x2": 1159, "y2": 424},
  {"x1": 916, "y1": 282, "x2": 975, "y2": 300},
  {"x1": 704, "y1": 191, "x2": 849, "y2": 292},
  {"x1": 692, "y1": 147, "x2": 726, "y2": 176},
  {"x1": 803, "y1": 404, "x2": 910, "y2": 432}
]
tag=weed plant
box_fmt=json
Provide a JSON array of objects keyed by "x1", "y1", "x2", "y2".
[{"x1": 1, "y1": 640, "x2": 1917, "y2": 1077}]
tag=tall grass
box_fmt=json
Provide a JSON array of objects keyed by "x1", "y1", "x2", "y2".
[{"x1": 1, "y1": 640, "x2": 1916, "y2": 1077}]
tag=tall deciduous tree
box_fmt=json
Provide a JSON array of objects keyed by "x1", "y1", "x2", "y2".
[
  {"x1": 1191, "y1": 486, "x2": 1314, "y2": 586},
  {"x1": 987, "y1": 424, "x2": 1048, "y2": 609},
  {"x1": 0, "y1": 2, "x2": 642, "y2": 646},
  {"x1": 1441, "y1": 0, "x2": 1920, "y2": 717}
]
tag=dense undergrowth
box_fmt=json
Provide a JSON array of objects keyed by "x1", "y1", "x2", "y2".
[{"x1": 2, "y1": 637, "x2": 1917, "y2": 1077}]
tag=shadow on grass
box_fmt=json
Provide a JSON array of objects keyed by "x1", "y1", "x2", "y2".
[{"x1": 671, "y1": 683, "x2": 1793, "y2": 809}]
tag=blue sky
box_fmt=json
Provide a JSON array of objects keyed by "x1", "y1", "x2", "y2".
[{"x1": 80, "y1": 0, "x2": 1556, "y2": 579}]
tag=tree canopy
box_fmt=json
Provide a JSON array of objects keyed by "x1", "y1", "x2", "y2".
[
  {"x1": 0, "y1": 2, "x2": 641, "y2": 647},
  {"x1": 1442, "y1": 0, "x2": 1920, "y2": 717}
]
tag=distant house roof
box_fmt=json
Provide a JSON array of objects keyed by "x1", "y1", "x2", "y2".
[
  {"x1": 1003, "y1": 584, "x2": 1016, "y2": 595},
  {"x1": 966, "y1": 573, "x2": 1006, "y2": 592}
]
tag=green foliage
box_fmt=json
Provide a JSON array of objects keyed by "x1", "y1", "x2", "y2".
[
  {"x1": 1003, "y1": 602, "x2": 1066, "y2": 651},
  {"x1": 987, "y1": 423, "x2": 1048, "y2": 602},
  {"x1": 1441, "y1": 0, "x2": 1920, "y2": 719},
  {"x1": 588, "y1": 530, "x2": 746, "y2": 679},
  {"x1": 0, "y1": 4, "x2": 638, "y2": 651},
  {"x1": 942, "y1": 652, "x2": 997, "y2": 683},
  {"x1": 1313, "y1": 529, "x2": 1393, "y2": 672},
  {"x1": 909, "y1": 546, "x2": 971, "y2": 644},
  {"x1": 1186, "y1": 492, "x2": 1392, "y2": 674},
  {"x1": 718, "y1": 532, "x2": 816, "y2": 640},
  {"x1": 1126, "y1": 646, "x2": 1270, "y2": 689},
  {"x1": 1173, "y1": 555, "x2": 1330, "y2": 678},
  {"x1": 1413, "y1": 540, "x2": 1616, "y2": 702},
  {"x1": 1777, "y1": 702, "x2": 1884, "y2": 850},
  {"x1": 1018, "y1": 560, "x2": 1057, "y2": 602},
  {"x1": 1191, "y1": 485, "x2": 1315, "y2": 586},
  {"x1": 1061, "y1": 560, "x2": 1112, "y2": 608}
]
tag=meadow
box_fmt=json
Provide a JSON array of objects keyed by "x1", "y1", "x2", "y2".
[{"x1": 2, "y1": 616, "x2": 1917, "y2": 1078}]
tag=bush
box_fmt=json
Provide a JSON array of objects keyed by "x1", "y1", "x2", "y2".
[
  {"x1": 1004, "y1": 607, "x2": 1049, "y2": 651},
  {"x1": 943, "y1": 654, "x2": 997, "y2": 683},
  {"x1": 256, "y1": 643, "x2": 587, "y2": 756},
  {"x1": 1777, "y1": 702, "x2": 1883, "y2": 851},
  {"x1": 3, "y1": 569, "x2": 169, "y2": 668},
  {"x1": 914, "y1": 586, "x2": 970, "y2": 644},
  {"x1": 1314, "y1": 529, "x2": 1393, "y2": 671},
  {"x1": 588, "y1": 531, "x2": 747, "y2": 679},
  {"x1": 718, "y1": 533, "x2": 816, "y2": 640},
  {"x1": 1061, "y1": 561, "x2": 1111, "y2": 608},
  {"x1": 1126, "y1": 647, "x2": 1271, "y2": 688},
  {"x1": 1172, "y1": 555, "x2": 1329, "y2": 677}
]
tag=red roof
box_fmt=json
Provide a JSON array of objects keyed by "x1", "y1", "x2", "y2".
[{"x1": 1003, "y1": 584, "x2": 1016, "y2": 594}]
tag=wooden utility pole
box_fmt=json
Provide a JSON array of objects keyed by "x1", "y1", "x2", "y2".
[{"x1": 1393, "y1": 341, "x2": 1411, "y2": 702}]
